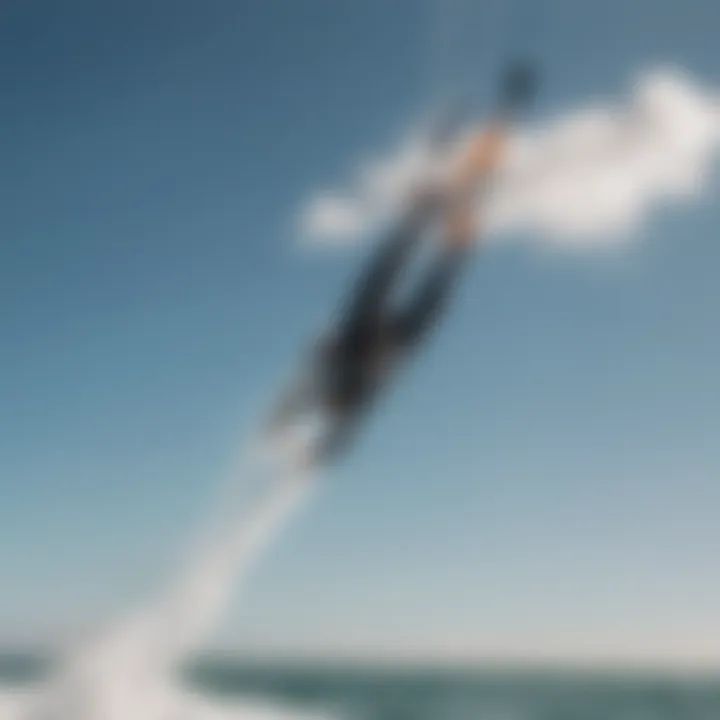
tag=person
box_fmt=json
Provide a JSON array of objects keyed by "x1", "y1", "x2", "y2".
[
  {"x1": 265, "y1": 135, "x2": 496, "y2": 468},
  {"x1": 266, "y1": 63, "x2": 538, "y2": 468}
]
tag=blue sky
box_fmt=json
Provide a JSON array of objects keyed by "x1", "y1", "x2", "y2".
[{"x1": 1, "y1": 0, "x2": 719, "y2": 663}]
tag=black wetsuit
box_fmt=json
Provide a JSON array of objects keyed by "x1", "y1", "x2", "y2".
[
  {"x1": 309, "y1": 197, "x2": 469, "y2": 462},
  {"x1": 268, "y1": 59, "x2": 537, "y2": 465},
  {"x1": 318, "y1": 59, "x2": 537, "y2": 447}
]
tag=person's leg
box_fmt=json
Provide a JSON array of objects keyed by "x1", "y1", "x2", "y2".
[
  {"x1": 265, "y1": 360, "x2": 323, "y2": 433},
  {"x1": 307, "y1": 409, "x2": 360, "y2": 468},
  {"x1": 340, "y1": 194, "x2": 437, "y2": 333},
  {"x1": 265, "y1": 381, "x2": 309, "y2": 434},
  {"x1": 393, "y1": 246, "x2": 469, "y2": 348}
]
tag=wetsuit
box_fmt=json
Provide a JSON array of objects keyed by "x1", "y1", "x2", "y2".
[
  {"x1": 306, "y1": 195, "x2": 469, "y2": 463},
  {"x1": 266, "y1": 59, "x2": 537, "y2": 466}
]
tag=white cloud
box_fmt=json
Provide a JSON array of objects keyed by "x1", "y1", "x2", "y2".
[{"x1": 299, "y1": 69, "x2": 720, "y2": 249}]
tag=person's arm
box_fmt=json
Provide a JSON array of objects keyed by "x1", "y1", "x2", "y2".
[{"x1": 447, "y1": 124, "x2": 508, "y2": 202}]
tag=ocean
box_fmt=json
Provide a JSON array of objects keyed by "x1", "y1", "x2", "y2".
[
  {"x1": 3, "y1": 448, "x2": 717, "y2": 720},
  {"x1": 2, "y1": 652, "x2": 720, "y2": 719}
]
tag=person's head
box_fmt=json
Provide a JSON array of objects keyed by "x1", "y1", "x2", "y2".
[{"x1": 499, "y1": 60, "x2": 539, "y2": 117}]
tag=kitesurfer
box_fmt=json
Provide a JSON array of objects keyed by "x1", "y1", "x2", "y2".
[{"x1": 266, "y1": 62, "x2": 538, "y2": 467}]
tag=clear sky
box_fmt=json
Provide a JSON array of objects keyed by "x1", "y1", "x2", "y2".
[{"x1": 1, "y1": 0, "x2": 719, "y2": 665}]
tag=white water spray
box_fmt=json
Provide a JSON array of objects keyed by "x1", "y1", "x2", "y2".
[{"x1": 6, "y1": 438, "x2": 331, "y2": 720}]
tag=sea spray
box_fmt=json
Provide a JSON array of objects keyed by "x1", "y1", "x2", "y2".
[{"x1": 9, "y1": 441, "x2": 328, "y2": 720}]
